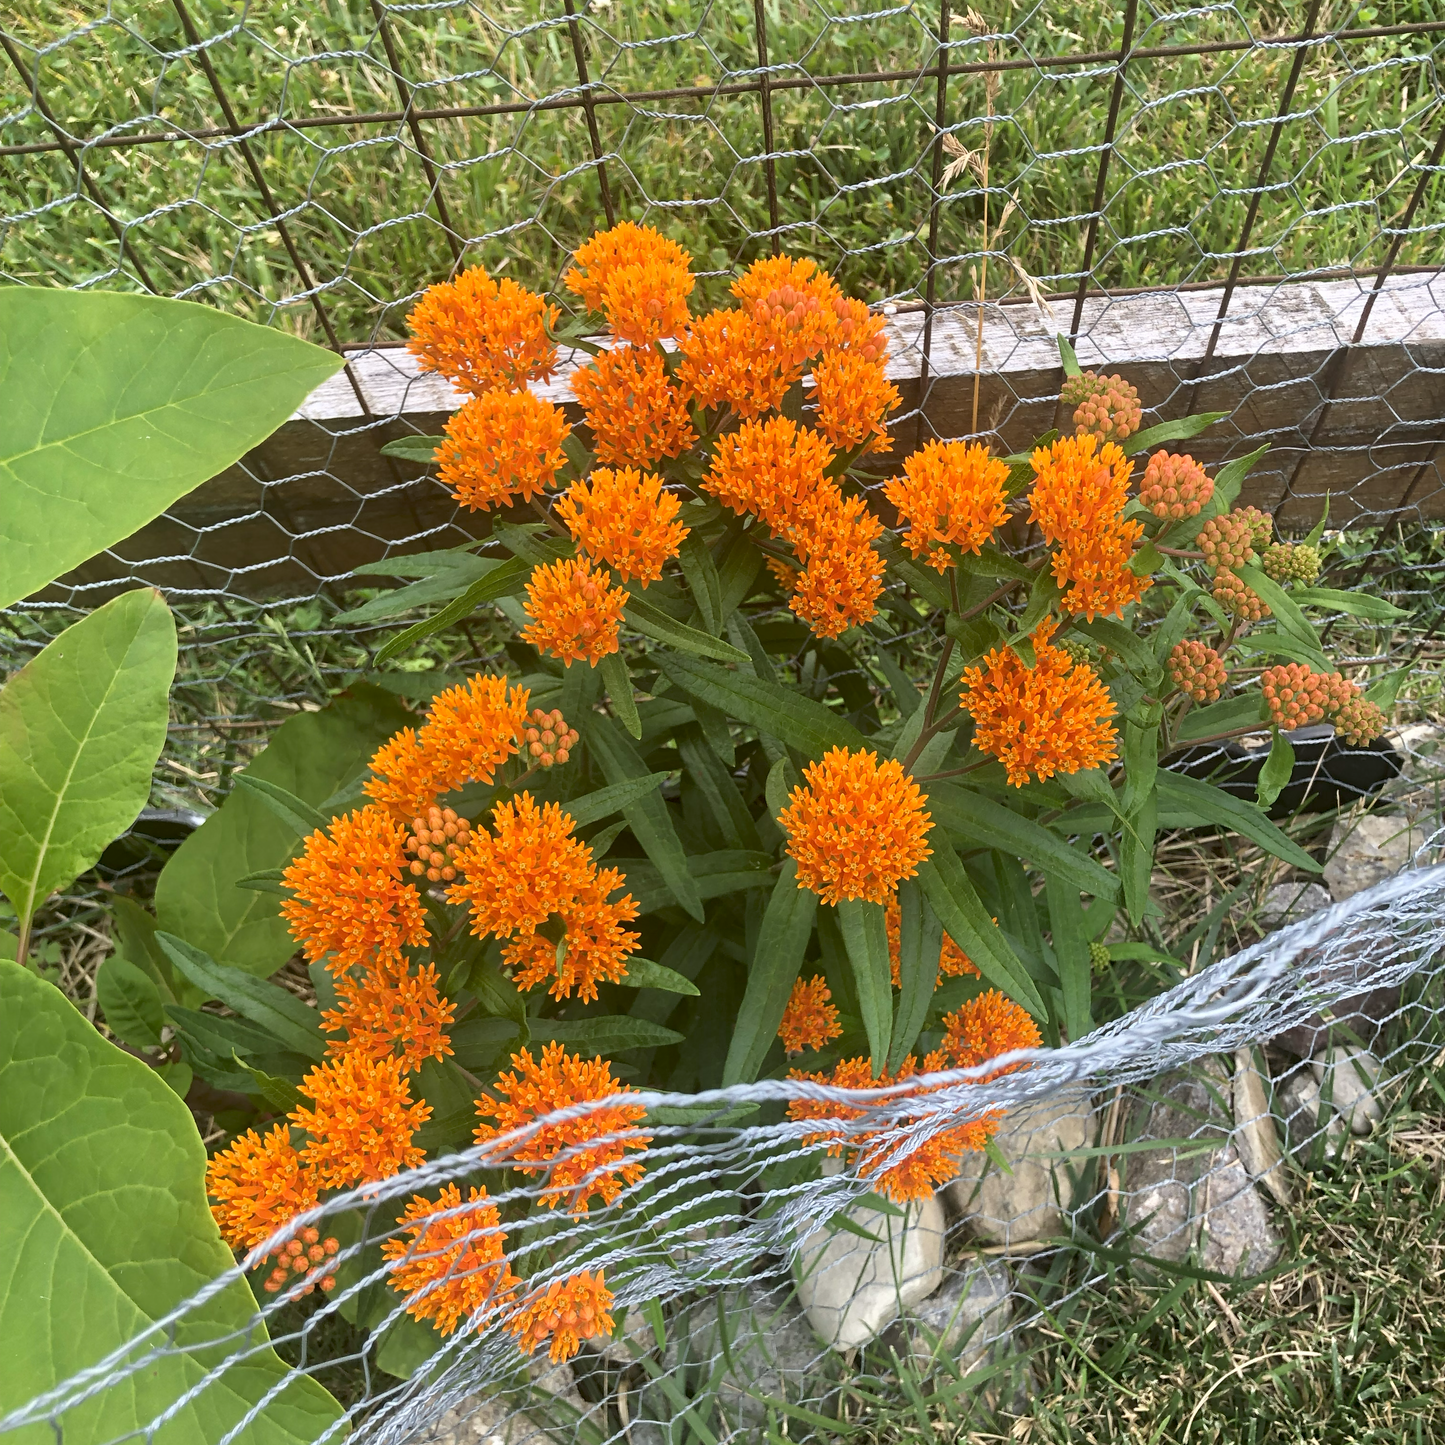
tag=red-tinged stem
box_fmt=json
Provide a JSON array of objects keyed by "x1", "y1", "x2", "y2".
[
  {"x1": 1162, "y1": 722, "x2": 1268, "y2": 756},
  {"x1": 917, "y1": 757, "x2": 990, "y2": 784},
  {"x1": 1156, "y1": 546, "x2": 1206, "y2": 559}
]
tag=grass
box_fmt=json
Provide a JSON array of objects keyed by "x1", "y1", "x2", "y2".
[{"x1": 3, "y1": 2, "x2": 1443, "y2": 341}]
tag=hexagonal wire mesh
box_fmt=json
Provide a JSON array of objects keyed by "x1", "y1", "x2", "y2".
[{"x1": 3, "y1": 2, "x2": 1445, "y2": 1439}]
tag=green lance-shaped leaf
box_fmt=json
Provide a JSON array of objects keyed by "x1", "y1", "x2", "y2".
[
  {"x1": 1124, "y1": 411, "x2": 1229, "y2": 456},
  {"x1": 534, "y1": 1016, "x2": 686, "y2": 1054},
  {"x1": 230, "y1": 772, "x2": 331, "y2": 836},
  {"x1": 890, "y1": 879, "x2": 943, "y2": 1073},
  {"x1": 0, "y1": 289, "x2": 342, "y2": 607},
  {"x1": 0, "y1": 960, "x2": 343, "y2": 1444},
  {"x1": 618, "y1": 957, "x2": 702, "y2": 996},
  {"x1": 373, "y1": 555, "x2": 535, "y2": 665},
  {"x1": 677, "y1": 532, "x2": 725, "y2": 635},
  {"x1": 0, "y1": 589, "x2": 176, "y2": 960},
  {"x1": 94, "y1": 953, "x2": 167, "y2": 1051},
  {"x1": 1235, "y1": 565, "x2": 1330, "y2": 671},
  {"x1": 565, "y1": 772, "x2": 673, "y2": 828},
  {"x1": 1046, "y1": 875, "x2": 1093, "y2": 1043},
  {"x1": 1174, "y1": 693, "x2": 1265, "y2": 743},
  {"x1": 601, "y1": 651, "x2": 642, "y2": 739},
  {"x1": 1288, "y1": 588, "x2": 1409, "y2": 623},
  {"x1": 1156, "y1": 771, "x2": 1322, "y2": 873},
  {"x1": 1056, "y1": 334, "x2": 1082, "y2": 377},
  {"x1": 722, "y1": 861, "x2": 819, "y2": 1086},
  {"x1": 336, "y1": 549, "x2": 499, "y2": 626},
  {"x1": 836, "y1": 897, "x2": 893, "y2": 1074},
  {"x1": 624, "y1": 595, "x2": 750, "y2": 664},
  {"x1": 378, "y1": 433, "x2": 445, "y2": 465},
  {"x1": 1256, "y1": 730, "x2": 1296, "y2": 810},
  {"x1": 1120, "y1": 713, "x2": 1160, "y2": 928}
]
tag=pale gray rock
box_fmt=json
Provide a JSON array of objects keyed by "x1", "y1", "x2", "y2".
[
  {"x1": 1323, "y1": 815, "x2": 1425, "y2": 901},
  {"x1": 895, "y1": 1260, "x2": 1015, "y2": 1377},
  {"x1": 1232, "y1": 1047, "x2": 1290, "y2": 1206},
  {"x1": 1274, "y1": 1068, "x2": 1347, "y2": 1162},
  {"x1": 1310, "y1": 1045, "x2": 1384, "y2": 1135},
  {"x1": 1257, "y1": 881, "x2": 1332, "y2": 929},
  {"x1": 944, "y1": 1091, "x2": 1097, "y2": 1246},
  {"x1": 794, "y1": 1192, "x2": 945, "y2": 1349},
  {"x1": 1197, "y1": 1144, "x2": 1282, "y2": 1276},
  {"x1": 413, "y1": 1359, "x2": 587, "y2": 1445}
]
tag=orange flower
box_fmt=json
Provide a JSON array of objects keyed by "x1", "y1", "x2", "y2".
[
  {"x1": 474, "y1": 1044, "x2": 650, "y2": 1212},
  {"x1": 779, "y1": 747, "x2": 932, "y2": 905},
  {"x1": 367, "y1": 673, "x2": 530, "y2": 819},
  {"x1": 555, "y1": 465, "x2": 689, "y2": 586},
  {"x1": 321, "y1": 959, "x2": 457, "y2": 1073},
  {"x1": 406, "y1": 265, "x2": 557, "y2": 396},
  {"x1": 884, "y1": 439, "x2": 1010, "y2": 570},
  {"x1": 786, "y1": 487, "x2": 886, "y2": 638},
  {"x1": 436, "y1": 389, "x2": 569, "y2": 512},
  {"x1": 959, "y1": 619, "x2": 1118, "y2": 786},
  {"x1": 811, "y1": 349, "x2": 899, "y2": 454},
  {"x1": 827, "y1": 294, "x2": 889, "y2": 364},
  {"x1": 676, "y1": 307, "x2": 794, "y2": 419},
  {"x1": 521, "y1": 555, "x2": 628, "y2": 666},
  {"x1": 570, "y1": 344, "x2": 697, "y2": 467},
  {"x1": 568, "y1": 222, "x2": 693, "y2": 345},
  {"x1": 940, "y1": 989, "x2": 1042, "y2": 1074},
  {"x1": 281, "y1": 805, "x2": 429, "y2": 974},
  {"x1": 290, "y1": 1052, "x2": 430, "y2": 1189},
  {"x1": 509, "y1": 1269, "x2": 616, "y2": 1363},
  {"x1": 778, "y1": 975, "x2": 843, "y2": 1053},
  {"x1": 206, "y1": 1124, "x2": 319, "y2": 1252},
  {"x1": 1028, "y1": 433, "x2": 1150, "y2": 619},
  {"x1": 256, "y1": 1225, "x2": 340, "y2": 1297},
  {"x1": 382, "y1": 1184, "x2": 520, "y2": 1335},
  {"x1": 883, "y1": 899, "x2": 980, "y2": 988},
  {"x1": 732, "y1": 254, "x2": 841, "y2": 373},
  {"x1": 702, "y1": 414, "x2": 834, "y2": 536}
]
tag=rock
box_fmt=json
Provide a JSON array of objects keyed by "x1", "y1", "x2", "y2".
[
  {"x1": 414, "y1": 1359, "x2": 588, "y2": 1444},
  {"x1": 1197, "y1": 1144, "x2": 1282, "y2": 1275},
  {"x1": 1257, "y1": 881, "x2": 1332, "y2": 929},
  {"x1": 944, "y1": 1091, "x2": 1097, "y2": 1246},
  {"x1": 794, "y1": 1192, "x2": 945, "y2": 1349},
  {"x1": 894, "y1": 1260, "x2": 1015, "y2": 1377},
  {"x1": 1323, "y1": 814, "x2": 1425, "y2": 901},
  {"x1": 1274, "y1": 1067, "x2": 1347, "y2": 1162},
  {"x1": 1232, "y1": 1048, "x2": 1290, "y2": 1206},
  {"x1": 1271, "y1": 979, "x2": 1401, "y2": 1059},
  {"x1": 1310, "y1": 1046, "x2": 1384, "y2": 1135}
]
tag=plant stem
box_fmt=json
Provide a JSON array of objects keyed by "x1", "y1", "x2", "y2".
[
  {"x1": 1161, "y1": 722, "x2": 1268, "y2": 756},
  {"x1": 922, "y1": 636, "x2": 956, "y2": 732},
  {"x1": 1157, "y1": 546, "x2": 1206, "y2": 559},
  {"x1": 531, "y1": 496, "x2": 568, "y2": 537},
  {"x1": 901, "y1": 703, "x2": 965, "y2": 775},
  {"x1": 956, "y1": 577, "x2": 1020, "y2": 622},
  {"x1": 14, "y1": 915, "x2": 30, "y2": 971},
  {"x1": 917, "y1": 757, "x2": 989, "y2": 783}
]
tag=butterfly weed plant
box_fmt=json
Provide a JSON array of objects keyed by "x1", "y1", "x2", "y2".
[{"x1": 0, "y1": 236, "x2": 1407, "y2": 1420}]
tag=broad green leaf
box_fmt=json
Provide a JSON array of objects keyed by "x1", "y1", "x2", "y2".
[
  {"x1": 620, "y1": 957, "x2": 703, "y2": 996},
  {"x1": 155, "y1": 684, "x2": 412, "y2": 977},
  {"x1": 1156, "y1": 771, "x2": 1321, "y2": 873},
  {"x1": 374, "y1": 556, "x2": 533, "y2": 665},
  {"x1": 1073, "y1": 616, "x2": 1163, "y2": 686},
  {"x1": 1046, "y1": 874, "x2": 1092, "y2": 1041},
  {"x1": 231, "y1": 772, "x2": 330, "y2": 836},
  {"x1": 94, "y1": 954, "x2": 166, "y2": 1050},
  {"x1": 335, "y1": 550, "x2": 497, "y2": 625},
  {"x1": 678, "y1": 533, "x2": 724, "y2": 635},
  {"x1": 722, "y1": 862, "x2": 819, "y2": 1085},
  {"x1": 0, "y1": 288, "x2": 342, "y2": 608},
  {"x1": 156, "y1": 933, "x2": 325, "y2": 1060},
  {"x1": 0, "y1": 589, "x2": 176, "y2": 950},
  {"x1": 927, "y1": 782, "x2": 1122, "y2": 905},
  {"x1": 765, "y1": 756, "x2": 802, "y2": 823},
  {"x1": 0, "y1": 960, "x2": 342, "y2": 1445},
  {"x1": 917, "y1": 850, "x2": 1046, "y2": 1018},
  {"x1": 601, "y1": 652, "x2": 642, "y2": 739},
  {"x1": 1174, "y1": 693, "x2": 1264, "y2": 742},
  {"x1": 1256, "y1": 730, "x2": 1295, "y2": 809},
  {"x1": 378, "y1": 433, "x2": 444, "y2": 464},
  {"x1": 1056, "y1": 334, "x2": 1082, "y2": 377},
  {"x1": 656, "y1": 653, "x2": 865, "y2": 758},
  {"x1": 588, "y1": 716, "x2": 704, "y2": 922},
  {"x1": 535, "y1": 1015, "x2": 686, "y2": 1054},
  {"x1": 1365, "y1": 667, "x2": 1410, "y2": 709},
  {"x1": 836, "y1": 898, "x2": 892, "y2": 1073},
  {"x1": 1288, "y1": 587, "x2": 1408, "y2": 622},
  {"x1": 566, "y1": 772, "x2": 672, "y2": 828},
  {"x1": 1235, "y1": 565, "x2": 1329, "y2": 670},
  {"x1": 1125, "y1": 411, "x2": 1229, "y2": 456},
  {"x1": 625, "y1": 595, "x2": 750, "y2": 663},
  {"x1": 890, "y1": 879, "x2": 942, "y2": 1073}
]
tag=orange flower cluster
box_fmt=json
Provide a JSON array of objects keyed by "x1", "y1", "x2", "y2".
[
  {"x1": 556, "y1": 465, "x2": 689, "y2": 586},
  {"x1": 1029, "y1": 434, "x2": 1150, "y2": 619},
  {"x1": 383, "y1": 1184, "x2": 520, "y2": 1335},
  {"x1": 1213, "y1": 567, "x2": 1269, "y2": 620},
  {"x1": 405, "y1": 804, "x2": 472, "y2": 884},
  {"x1": 568, "y1": 222, "x2": 694, "y2": 345},
  {"x1": 206, "y1": 1124, "x2": 320, "y2": 1252},
  {"x1": 779, "y1": 747, "x2": 932, "y2": 905},
  {"x1": 281, "y1": 805, "x2": 429, "y2": 974},
  {"x1": 368, "y1": 673, "x2": 531, "y2": 820},
  {"x1": 436, "y1": 389, "x2": 569, "y2": 512},
  {"x1": 258, "y1": 1226, "x2": 339, "y2": 1297},
  {"x1": 786, "y1": 488, "x2": 886, "y2": 638},
  {"x1": 521, "y1": 706, "x2": 578, "y2": 767},
  {"x1": 960, "y1": 619, "x2": 1119, "y2": 786},
  {"x1": 1198, "y1": 509, "x2": 1265, "y2": 571},
  {"x1": 811, "y1": 348, "x2": 899, "y2": 454},
  {"x1": 570, "y1": 344, "x2": 697, "y2": 467},
  {"x1": 676, "y1": 307, "x2": 794, "y2": 419},
  {"x1": 1167, "y1": 639, "x2": 1228, "y2": 704},
  {"x1": 1061, "y1": 370, "x2": 1142, "y2": 445},
  {"x1": 1139, "y1": 450, "x2": 1212, "y2": 521},
  {"x1": 449, "y1": 792, "x2": 640, "y2": 1001},
  {"x1": 884, "y1": 439, "x2": 1010, "y2": 571},
  {"x1": 941, "y1": 989, "x2": 1044, "y2": 1075},
  {"x1": 321, "y1": 959, "x2": 456, "y2": 1073},
  {"x1": 884, "y1": 898, "x2": 980, "y2": 988},
  {"x1": 521, "y1": 555, "x2": 629, "y2": 666},
  {"x1": 734, "y1": 255, "x2": 843, "y2": 373},
  {"x1": 509, "y1": 1269, "x2": 616, "y2": 1363},
  {"x1": 406, "y1": 265, "x2": 558, "y2": 396},
  {"x1": 1259, "y1": 664, "x2": 1382, "y2": 745},
  {"x1": 291, "y1": 1052, "x2": 430, "y2": 1189},
  {"x1": 474, "y1": 1044, "x2": 650, "y2": 1212},
  {"x1": 778, "y1": 975, "x2": 843, "y2": 1053},
  {"x1": 702, "y1": 414, "x2": 834, "y2": 536}
]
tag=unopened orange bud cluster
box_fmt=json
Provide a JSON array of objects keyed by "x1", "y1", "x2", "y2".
[
  {"x1": 1062, "y1": 370, "x2": 1142, "y2": 445},
  {"x1": 1212, "y1": 568, "x2": 1269, "y2": 621},
  {"x1": 509, "y1": 1269, "x2": 616, "y2": 1363},
  {"x1": 261, "y1": 1227, "x2": 340, "y2": 1296},
  {"x1": 1262, "y1": 542, "x2": 1321, "y2": 584},
  {"x1": 1139, "y1": 451, "x2": 1213, "y2": 520},
  {"x1": 1167, "y1": 639, "x2": 1227, "y2": 703},
  {"x1": 1199, "y1": 506, "x2": 1272, "y2": 571},
  {"x1": 406, "y1": 804, "x2": 472, "y2": 882},
  {"x1": 1260, "y1": 664, "x2": 1385, "y2": 745},
  {"x1": 1335, "y1": 692, "x2": 1387, "y2": 748},
  {"x1": 522, "y1": 707, "x2": 577, "y2": 767}
]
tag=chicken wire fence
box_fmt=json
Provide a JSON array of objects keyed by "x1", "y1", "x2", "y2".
[{"x1": 5, "y1": 861, "x2": 1445, "y2": 1444}]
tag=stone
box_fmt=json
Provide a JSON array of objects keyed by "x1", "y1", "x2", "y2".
[
  {"x1": 894, "y1": 1260, "x2": 1015, "y2": 1377},
  {"x1": 1232, "y1": 1048, "x2": 1290, "y2": 1206},
  {"x1": 1310, "y1": 1045, "x2": 1384, "y2": 1134},
  {"x1": 1197, "y1": 1145, "x2": 1282, "y2": 1275},
  {"x1": 412, "y1": 1359, "x2": 589, "y2": 1445},
  {"x1": 1274, "y1": 1067, "x2": 1347, "y2": 1162},
  {"x1": 943, "y1": 1091, "x2": 1097, "y2": 1246},
  {"x1": 1257, "y1": 881, "x2": 1332, "y2": 929},
  {"x1": 793, "y1": 1192, "x2": 945, "y2": 1349},
  {"x1": 1323, "y1": 814, "x2": 1425, "y2": 901}
]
